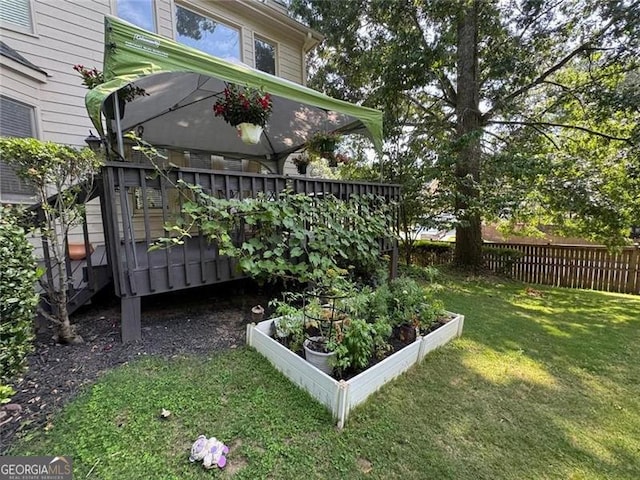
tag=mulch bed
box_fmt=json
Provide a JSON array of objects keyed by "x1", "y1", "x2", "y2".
[{"x1": 1, "y1": 280, "x2": 272, "y2": 454}]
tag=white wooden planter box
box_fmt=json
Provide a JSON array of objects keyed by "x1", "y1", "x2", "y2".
[{"x1": 246, "y1": 312, "x2": 464, "y2": 428}]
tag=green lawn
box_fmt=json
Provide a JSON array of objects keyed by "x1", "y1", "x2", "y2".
[{"x1": 12, "y1": 277, "x2": 640, "y2": 479}]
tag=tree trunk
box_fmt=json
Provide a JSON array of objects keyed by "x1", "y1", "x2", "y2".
[
  {"x1": 42, "y1": 188, "x2": 82, "y2": 345},
  {"x1": 454, "y1": 0, "x2": 483, "y2": 269}
]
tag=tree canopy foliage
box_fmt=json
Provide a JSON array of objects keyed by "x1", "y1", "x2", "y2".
[{"x1": 291, "y1": 0, "x2": 640, "y2": 260}]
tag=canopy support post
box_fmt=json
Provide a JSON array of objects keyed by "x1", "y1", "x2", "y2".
[{"x1": 113, "y1": 91, "x2": 125, "y2": 158}]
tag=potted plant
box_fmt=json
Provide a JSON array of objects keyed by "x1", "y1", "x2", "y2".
[
  {"x1": 307, "y1": 132, "x2": 341, "y2": 166},
  {"x1": 386, "y1": 276, "x2": 440, "y2": 343},
  {"x1": 301, "y1": 291, "x2": 349, "y2": 374},
  {"x1": 269, "y1": 295, "x2": 305, "y2": 352},
  {"x1": 292, "y1": 152, "x2": 311, "y2": 175},
  {"x1": 73, "y1": 64, "x2": 148, "y2": 119},
  {"x1": 213, "y1": 84, "x2": 273, "y2": 145}
]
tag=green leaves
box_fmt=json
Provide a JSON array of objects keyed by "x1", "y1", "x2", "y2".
[
  {"x1": 0, "y1": 205, "x2": 39, "y2": 391},
  {"x1": 0, "y1": 137, "x2": 101, "y2": 343},
  {"x1": 294, "y1": 0, "x2": 640, "y2": 257},
  {"x1": 164, "y1": 187, "x2": 395, "y2": 285}
]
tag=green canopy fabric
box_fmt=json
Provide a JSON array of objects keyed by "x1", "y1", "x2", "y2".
[{"x1": 86, "y1": 16, "x2": 383, "y2": 164}]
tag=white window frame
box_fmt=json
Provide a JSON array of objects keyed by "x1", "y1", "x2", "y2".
[
  {"x1": 0, "y1": 0, "x2": 38, "y2": 36},
  {"x1": 173, "y1": 2, "x2": 243, "y2": 62}
]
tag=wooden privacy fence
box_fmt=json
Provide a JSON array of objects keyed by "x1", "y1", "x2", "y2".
[
  {"x1": 487, "y1": 243, "x2": 639, "y2": 295},
  {"x1": 407, "y1": 242, "x2": 640, "y2": 295}
]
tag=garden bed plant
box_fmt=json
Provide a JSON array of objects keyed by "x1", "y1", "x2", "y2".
[
  {"x1": 248, "y1": 272, "x2": 464, "y2": 426},
  {"x1": 267, "y1": 274, "x2": 451, "y2": 381}
]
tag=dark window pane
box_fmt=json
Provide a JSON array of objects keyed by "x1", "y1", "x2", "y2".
[
  {"x1": 255, "y1": 37, "x2": 276, "y2": 75},
  {"x1": 0, "y1": 95, "x2": 35, "y2": 197}
]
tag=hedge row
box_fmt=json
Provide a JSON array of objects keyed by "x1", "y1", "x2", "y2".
[{"x1": 401, "y1": 240, "x2": 523, "y2": 274}]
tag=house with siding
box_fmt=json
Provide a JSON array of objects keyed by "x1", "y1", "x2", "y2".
[
  {"x1": 1, "y1": 0, "x2": 323, "y2": 255},
  {"x1": 0, "y1": 0, "x2": 321, "y2": 198},
  {"x1": 0, "y1": 0, "x2": 399, "y2": 341}
]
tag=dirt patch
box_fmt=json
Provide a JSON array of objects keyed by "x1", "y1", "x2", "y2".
[
  {"x1": 357, "y1": 457, "x2": 373, "y2": 474},
  {"x1": 1, "y1": 280, "x2": 273, "y2": 454}
]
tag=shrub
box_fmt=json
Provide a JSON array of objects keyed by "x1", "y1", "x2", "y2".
[
  {"x1": 404, "y1": 240, "x2": 454, "y2": 266},
  {"x1": 0, "y1": 206, "x2": 39, "y2": 402},
  {"x1": 0, "y1": 137, "x2": 102, "y2": 344},
  {"x1": 158, "y1": 184, "x2": 395, "y2": 287},
  {"x1": 399, "y1": 263, "x2": 440, "y2": 282}
]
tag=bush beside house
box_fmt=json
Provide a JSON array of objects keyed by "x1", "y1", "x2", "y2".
[{"x1": 0, "y1": 206, "x2": 39, "y2": 403}]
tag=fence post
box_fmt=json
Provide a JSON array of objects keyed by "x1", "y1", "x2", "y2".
[{"x1": 626, "y1": 245, "x2": 639, "y2": 294}]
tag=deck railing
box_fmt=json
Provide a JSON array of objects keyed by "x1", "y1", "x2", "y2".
[
  {"x1": 101, "y1": 162, "x2": 401, "y2": 299},
  {"x1": 28, "y1": 182, "x2": 111, "y2": 316}
]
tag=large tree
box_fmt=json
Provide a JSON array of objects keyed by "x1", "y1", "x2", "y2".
[{"x1": 291, "y1": 0, "x2": 640, "y2": 266}]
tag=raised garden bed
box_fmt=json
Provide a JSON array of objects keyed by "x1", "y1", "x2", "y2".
[{"x1": 246, "y1": 311, "x2": 464, "y2": 428}]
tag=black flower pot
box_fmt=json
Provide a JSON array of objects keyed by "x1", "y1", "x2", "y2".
[
  {"x1": 296, "y1": 163, "x2": 308, "y2": 175},
  {"x1": 398, "y1": 324, "x2": 417, "y2": 343}
]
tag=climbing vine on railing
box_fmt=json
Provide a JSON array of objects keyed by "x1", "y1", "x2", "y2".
[{"x1": 154, "y1": 181, "x2": 396, "y2": 286}]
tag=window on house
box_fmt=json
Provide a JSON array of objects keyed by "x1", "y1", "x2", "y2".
[
  {"x1": 255, "y1": 36, "x2": 276, "y2": 75},
  {"x1": 115, "y1": 0, "x2": 156, "y2": 32},
  {"x1": 0, "y1": 95, "x2": 36, "y2": 199},
  {"x1": 0, "y1": 0, "x2": 34, "y2": 33},
  {"x1": 175, "y1": 5, "x2": 240, "y2": 61}
]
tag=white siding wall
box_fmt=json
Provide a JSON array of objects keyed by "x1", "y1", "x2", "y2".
[
  {"x1": 0, "y1": 67, "x2": 43, "y2": 113},
  {"x1": 2, "y1": 0, "x2": 310, "y2": 147},
  {"x1": 1, "y1": 0, "x2": 312, "y2": 257},
  {"x1": 1, "y1": 0, "x2": 109, "y2": 146}
]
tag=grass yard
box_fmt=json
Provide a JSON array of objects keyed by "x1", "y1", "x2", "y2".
[{"x1": 11, "y1": 276, "x2": 640, "y2": 479}]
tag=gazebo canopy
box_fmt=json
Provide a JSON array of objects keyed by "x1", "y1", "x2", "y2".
[{"x1": 86, "y1": 16, "x2": 383, "y2": 168}]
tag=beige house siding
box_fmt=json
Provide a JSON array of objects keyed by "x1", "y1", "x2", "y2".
[
  {"x1": 1, "y1": 0, "x2": 314, "y2": 146},
  {"x1": 0, "y1": 72, "x2": 43, "y2": 129},
  {"x1": 1, "y1": 0, "x2": 107, "y2": 145},
  {"x1": 1, "y1": 0, "x2": 318, "y2": 256}
]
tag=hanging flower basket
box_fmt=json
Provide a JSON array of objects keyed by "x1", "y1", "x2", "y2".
[
  {"x1": 307, "y1": 132, "x2": 341, "y2": 159},
  {"x1": 73, "y1": 64, "x2": 148, "y2": 121},
  {"x1": 237, "y1": 123, "x2": 264, "y2": 145},
  {"x1": 213, "y1": 84, "x2": 272, "y2": 145},
  {"x1": 293, "y1": 152, "x2": 311, "y2": 175}
]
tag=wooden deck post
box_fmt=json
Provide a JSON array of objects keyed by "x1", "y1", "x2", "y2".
[
  {"x1": 390, "y1": 240, "x2": 399, "y2": 280},
  {"x1": 121, "y1": 296, "x2": 141, "y2": 343}
]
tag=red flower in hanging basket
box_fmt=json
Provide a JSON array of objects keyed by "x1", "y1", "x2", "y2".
[
  {"x1": 213, "y1": 84, "x2": 273, "y2": 127},
  {"x1": 73, "y1": 64, "x2": 147, "y2": 102}
]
